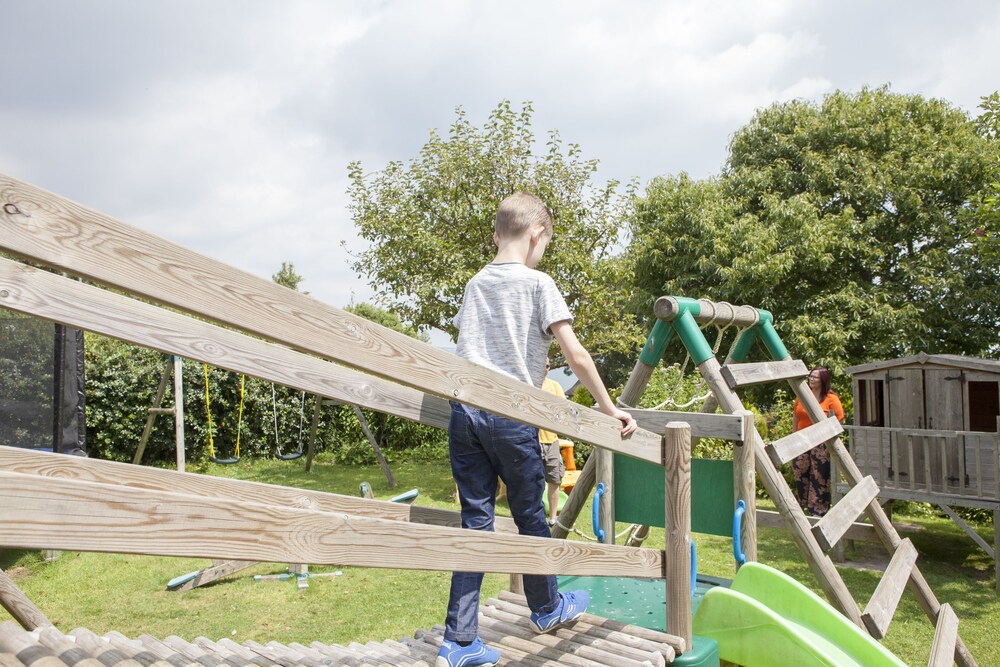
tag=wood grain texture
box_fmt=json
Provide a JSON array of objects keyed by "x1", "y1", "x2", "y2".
[
  {"x1": 862, "y1": 538, "x2": 917, "y2": 639},
  {"x1": 0, "y1": 568, "x2": 52, "y2": 630},
  {"x1": 812, "y1": 476, "x2": 879, "y2": 552},
  {"x1": 720, "y1": 359, "x2": 808, "y2": 388},
  {"x1": 928, "y1": 604, "x2": 959, "y2": 667},
  {"x1": 663, "y1": 423, "x2": 692, "y2": 648},
  {"x1": 0, "y1": 258, "x2": 452, "y2": 432},
  {"x1": 766, "y1": 416, "x2": 844, "y2": 466},
  {"x1": 0, "y1": 470, "x2": 663, "y2": 579},
  {"x1": 624, "y1": 409, "x2": 744, "y2": 441},
  {"x1": 0, "y1": 174, "x2": 660, "y2": 464},
  {"x1": 0, "y1": 445, "x2": 516, "y2": 534}
]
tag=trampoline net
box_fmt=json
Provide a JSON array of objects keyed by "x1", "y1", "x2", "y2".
[{"x1": 0, "y1": 316, "x2": 55, "y2": 449}]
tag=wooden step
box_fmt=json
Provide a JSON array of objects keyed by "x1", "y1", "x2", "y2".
[
  {"x1": 928, "y1": 603, "x2": 958, "y2": 667},
  {"x1": 812, "y1": 476, "x2": 879, "y2": 551},
  {"x1": 862, "y1": 538, "x2": 918, "y2": 639},
  {"x1": 766, "y1": 416, "x2": 844, "y2": 466},
  {"x1": 720, "y1": 359, "x2": 808, "y2": 388}
]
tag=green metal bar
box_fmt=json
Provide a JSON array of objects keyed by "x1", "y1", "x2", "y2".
[
  {"x1": 729, "y1": 328, "x2": 758, "y2": 363},
  {"x1": 674, "y1": 310, "x2": 714, "y2": 365},
  {"x1": 638, "y1": 319, "x2": 675, "y2": 367},
  {"x1": 757, "y1": 314, "x2": 788, "y2": 361}
]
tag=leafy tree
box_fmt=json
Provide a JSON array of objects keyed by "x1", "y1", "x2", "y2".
[
  {"x1": 347, "y1": 101, "x2": 642, "y2": 375},
  {"x1": 272, "y1": 261, "x2": 306, "y2": 293},
  {"x1": 628, "y1": 87, "x2": 1000, "y2": 372},
  {"x1": 971, "y1": 91, "x2": 1000, "y2": 267}
]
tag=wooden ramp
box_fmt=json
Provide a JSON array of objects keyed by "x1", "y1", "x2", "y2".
[{"x1": 0, "y1": 594, "x2": 679, "y2": 667}]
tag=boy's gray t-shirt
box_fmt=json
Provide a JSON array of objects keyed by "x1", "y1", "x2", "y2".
[{"x1": 455, "y1": 262, "x2": 573, "y2": 388}]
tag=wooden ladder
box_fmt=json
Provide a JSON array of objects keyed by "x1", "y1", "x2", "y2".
[{"x1": 704, "y1": 356, "x2": 976, "y2": 667}]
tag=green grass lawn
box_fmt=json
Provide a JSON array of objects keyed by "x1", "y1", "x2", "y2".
[{"x1": 2, "y1": 455, "x2": 997, "y2": 665}]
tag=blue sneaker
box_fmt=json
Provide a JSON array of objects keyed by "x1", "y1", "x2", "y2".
[
  {"x1": 435, "y1": 637, "x2": 500, "y2": 667},
  {"x1": 529, "y1": 590, "x2": 589, "y2": 634}
]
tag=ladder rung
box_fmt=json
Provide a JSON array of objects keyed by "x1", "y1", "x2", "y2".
[
  {"x1": 812, "y1": 476, "x2": 879, "y2": 551},
  {"x1": 927, "y1": 603, "x2": 959, "y2": 667},
  {"x1": 862, "y1": 538, "x2": 918, "y2": 639},
  {"x1": 766, "y1": 416, "x2": 844, "y2": 466},
  {"x1": 721, "y1": 359, "x2": 808, "y2": 389}
]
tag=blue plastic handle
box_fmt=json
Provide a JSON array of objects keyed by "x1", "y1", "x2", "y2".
[
  {"x1": 690, "y1": 539, "x2": 697, "y2": 596},
  {"x1": 733, "y1": 499, "x2": 747, "y2": 568},
  {"x1": 592, "y1": 482, "x2": 606, "y2": 543}
]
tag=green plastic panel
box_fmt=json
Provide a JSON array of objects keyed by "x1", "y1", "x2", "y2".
[{"x1": 613, "y1": 454, "x2": 735, "y2": 537}]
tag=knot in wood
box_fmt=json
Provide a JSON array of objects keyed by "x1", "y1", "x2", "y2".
[{"x1": 2, "y1": 202, "x2": 28, "y2": 217}]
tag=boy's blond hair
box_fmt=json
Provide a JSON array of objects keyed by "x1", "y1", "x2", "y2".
[{"x1": 495, "y1": 192, "x2": 553, "y2": 240}]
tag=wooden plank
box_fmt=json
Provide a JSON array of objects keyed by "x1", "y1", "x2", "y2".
[
  {"x1": 0, "y1": 470, "x2": 663, "y2": 579},
  {"x1": 735, "y1": 410, "x2": 757, "y2": 563},
  {"x1": 0, "y1": 175, "x2": 662, "y2": 465},
  {"x1": 0, "y1": 445, "x2": 519, "y2": 534},
  {"x1": 624, "y1": 409, "x2": 744, "y2": 441},
  {"x1": 0, "y1": 568, "x2": 52, "y2": 630},
  {"x1": 167, "y1": 560, "x2": 256, "y2": 592},
  {"x1": 928, "y1": 603, "x2": 959, "y2": 667},
  {"x1": 755, "y1": 509, "x2": 879, "y2": 542},
  {"x1": 937, "y1": 504, "x2": 995, "y2": 559},
  {"x1": 663, "y1": 423, "x2": 692, "y2": 648},
  {"x1": 766, "y1": 416, "x2": 844, "y2": 466},
  {"x1": 812, "y1": 476, "x2": 879, "y2": 551},
  {"x1": 720, "y1": 359, "x2": 808, "y2": 389},
  {"x1": 0, "y1": 257, "x2": 452, "y2": 431},
  {"x1": 352, "y1": 406, "x2": 395, "y2": 488},
  {"x1": 861, "y1": 538, "x2": 918, "y2": 639},
  {"x1": 133, "y1": 358, "x2": 173, "y2": 465}
]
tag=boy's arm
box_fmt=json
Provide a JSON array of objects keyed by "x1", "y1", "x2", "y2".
[{"x1": 550, "y1": 320, "x2": 637, "y2": 437}]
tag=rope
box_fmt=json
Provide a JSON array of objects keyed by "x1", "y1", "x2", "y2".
[{"x1": 552, "y1": 518, "x2": 639, "y2": 542}]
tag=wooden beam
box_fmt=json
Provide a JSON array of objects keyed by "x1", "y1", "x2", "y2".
[
  {"x1": 624, "y1": 409, "x2": 745, "y2": 441},
  {"x1": 862, "y1": 538, "x2": 917, "y2": 639},
  {"x1": 0, "y1": 568, "x2": 52, "y2": 630},
  {"x1": 928, "y1": 604, "x2": 959, "y2": 667},
  {"x1": 0, "y1": 257, "x2": 452, "y2": 432},
  {"x1": 755, "y1": 509, "x2": 879, "y2": 543},
  {"x1": 0, "y1": 470, "x2": 663, "y2": 579},
  {"x1": 720, "y1": 359, "x2": 808, "y2": 389},
  {"x1": 812, "y1": 476, "x2": 880, "y2": 552},
  {"x1": 0, "y1": 445, "x2": 518, "y2": 534},
  {"x1": 0, "y1": 175, "x2": 661, "y2": 464},
  {"x1": 167, "y1": 560, "x2": 256, "y2": 592},
  {"x1": 663, "y1": 423, "x2": 692, "y2": 649},
  {"x1": 766, "y1": 417, "x2": 844, "y2": 466}
]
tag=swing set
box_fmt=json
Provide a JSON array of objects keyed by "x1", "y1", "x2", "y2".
[{"x1": 201, "y1": 364, "x2": 305, "y2": 464}]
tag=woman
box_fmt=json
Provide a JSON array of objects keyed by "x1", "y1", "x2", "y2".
[{"x1": 792, "y1": 367, "x2": 844, "y2": 516}]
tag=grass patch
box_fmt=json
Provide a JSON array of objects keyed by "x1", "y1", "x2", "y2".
[{"x1": 2, "y1": 456, "x2": 997, "y2": 665}]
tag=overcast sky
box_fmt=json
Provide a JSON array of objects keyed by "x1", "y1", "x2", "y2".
[{"x1": 2, "y1": 1, "x2": 998, "y2": 330}]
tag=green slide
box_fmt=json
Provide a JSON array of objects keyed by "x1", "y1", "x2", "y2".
[{"x1": 693, "y1": 562, "x2": 906, "y2": 667}]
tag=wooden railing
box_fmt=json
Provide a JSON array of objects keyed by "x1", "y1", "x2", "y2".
[
  {"x1": 0, "y1": 173, "x2": 693, "y2": 650},
  {"x1": 846, "y1": 425, "x2": 999, "y2": 503}
]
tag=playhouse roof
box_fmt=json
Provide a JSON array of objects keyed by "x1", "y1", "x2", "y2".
[{"x1": 845, "y1": 352, "x2": 1000, "y2": 376}]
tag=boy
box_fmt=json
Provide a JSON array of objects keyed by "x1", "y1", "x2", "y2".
[{"x1": 438, "y1": 192, "x2": 637, "y2": 667}]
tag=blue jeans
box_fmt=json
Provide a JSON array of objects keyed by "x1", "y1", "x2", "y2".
[{"x1": 444, "y1": 402, "x2": 559, "y2": 642}]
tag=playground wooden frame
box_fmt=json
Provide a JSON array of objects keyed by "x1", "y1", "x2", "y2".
[{"x1": 0, "y1": 173, "x2": 694, "y2": 652}]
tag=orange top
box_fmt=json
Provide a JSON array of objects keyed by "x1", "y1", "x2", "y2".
[{"x1": 793, "y1": 393, "x2": 844, "y2": 432}]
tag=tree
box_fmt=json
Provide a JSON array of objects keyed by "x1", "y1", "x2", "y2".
[
  {"x1": 628, "y1": 87, "x2": 1000, "y2": 373},
  {"x1": 272, "y1": 261, "x2": 305, "y2": 292},
  {"x1": 347, "y1": 101, "x2": 642, "y2": 376}
]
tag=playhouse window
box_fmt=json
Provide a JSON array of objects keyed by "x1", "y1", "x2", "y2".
[
  {"x1": 968, "y1": 381, "x2": 999, "y2": 432},
  {"x1": 857, "y1": 379, "x2": 885, "y2": 427}
]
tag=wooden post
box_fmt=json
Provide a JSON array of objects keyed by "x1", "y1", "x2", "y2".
[
  {"x1": 663, "y1": 422, "x2": 692, "y2": 649},
  {"x1": 173, "y1": 356, "x2": 185, "y2": 473},
  {"x1": 305, "y1": 398, "x2": 322, "y2": 473},
  {"x1": 0, "y1": 568, "x2": 51, "y2": 630},
  {"x1": 133, "y1": 357, "x2": 173, "y2": 465},
  {"x1": 353, "y1": 405, "x2": 395, "y2": 488},
  {"x1": 734, "y1": 409, "x2": 756, "y2": 563}
]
